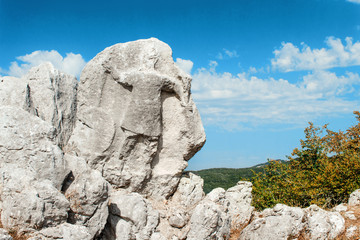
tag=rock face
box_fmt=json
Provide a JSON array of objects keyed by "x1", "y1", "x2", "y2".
[
  {"x1": 0, "y1": 106, "x2": 69, "y2": 232},
  {"x1": 349, "y1": 189, "x2": 360, "y2": 206},
  {"x1": 24, "y1": 63, "x2": 78, "y2": 148},
  {"x1": 239, "y1": 203, "x2": 348, "y2": 240},
  {"x1": 0, "y1": 63, "x2": 78, "y2": 148},
  {"x1": 239, "y1": 204, "x2": 305, "y2": 240},
  {"x1": 305, "y1": 205, "x2": 345, "y2": 240},
  {"x1": 67, "y1": 38, "x2": 205, "y2": 199},
  {"x1": 187, "y1": 188, "x2": 231, "y2": 240},
  {"x1": 0, "y1": 38, "x2": 356, "y2": 240},
  {"x1": 225, "y1": 181, "x2": 254, "y2": 228},
  {"x1": 103, "y1": 190, "x2": 160, "y2": 240}
]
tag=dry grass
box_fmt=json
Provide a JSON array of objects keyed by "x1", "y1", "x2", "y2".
[
  {"x1": 229, "y1": 220, "x2": 252, "y2": 240},
  {"x1": 229, "y1": 228, "x2": 242, "y2": 240},
  {"x1": 335, "y1": 205, "x2": 360, "y2": 240}
]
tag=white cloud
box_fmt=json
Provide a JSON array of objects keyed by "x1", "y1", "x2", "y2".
[
  {"x1": 192, "y1": 63, "x2": 360, "y2": 130},
  {"x1": 6, "y1": 50, "x2": 86, "y2": 78},
  {"x1": 175, "y1": 58, "x2": 193, "y2": 75},
  {"x1": 224, "y1": 49, "x2": 239, "y2": 58},
  {"x1": 271, "y1": 37, "x2": 360, "y2": 72},
  {"x1": 347, "y1": 0, "x2": 360, "y2": 4},
  {"x1": 217, "y1": 49, "x2": 239, "y2": 60},
  {"x1": 248, "y1": 66, "x2": 257, "y2": 74}
]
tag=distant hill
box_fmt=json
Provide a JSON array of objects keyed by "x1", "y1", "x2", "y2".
[{"x1": 187, "y1": 160, "x2": 288, "y2": 193}]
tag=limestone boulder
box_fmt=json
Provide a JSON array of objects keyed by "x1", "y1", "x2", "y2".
[
  {"x1": 103, "y1": 190, "x2": 160, "y2": 240},
  {"x1": 0, "y1": 63, "x2": 78, "y2": 148},
  {"x1": 67, "y1": 38, "x2": 205, "y2": 198},
  {"x1": 64, "y1": 168, "x2": 109, "y2": 238},
  {"x1": 239, "y1": 204, "x2": 305, "y2": 240},
  {"x1": 29, "y1": 223, "x2": 92, "y2": 240},
  {"x1": 151, "y1": 173, "x2": 205, "y2": 239},
  {"x1": 0, "y1": 106, "x2": 68, "y2": 189},
  {"x1": 170, "y1": 173, "x2": 205, "y2": 208},
  {"x1": 0, "y1": 76, "x2": 27, "y2": 108},
  {"x1": 187, "y1": 190, "x2": 231, "y2": 240},
  {"x1": 0, "y1": 106, "x2": 70, "y2": 232},
  {"x1": 1, "y1": 176, "x2": 69, "y2": 232},
  {"x1": 225, "y1": 181, "x2": 254, "y2": 228},
  {"x1": 348, "y1": 189, "x2": 360, "y2": 206},
  {"x1": 304, "y1": 205, "x2": 345, "y2": 240},
  {"x1": 23, "y1": 63, "x2": 78, "y2": 148},
  {"x1": 346, "y1": 226, "x2": 358, "y2": 239}
]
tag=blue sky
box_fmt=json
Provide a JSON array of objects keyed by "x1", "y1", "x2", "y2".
[{"x1": 1, "y1": 0, "x2": 360, "y2": 170}]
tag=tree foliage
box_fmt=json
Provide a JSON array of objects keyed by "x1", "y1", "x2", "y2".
[{"x1": 251, "y1": 111, "x2": 360, "y2": 210}]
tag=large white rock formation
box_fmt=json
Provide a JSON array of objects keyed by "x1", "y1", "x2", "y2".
[
  {"x1": 0, "y1": 38, "x2": 356, "y2": 240},
  {"x1": 67, "y1": 38, "x2": 205, "y2": 198}
]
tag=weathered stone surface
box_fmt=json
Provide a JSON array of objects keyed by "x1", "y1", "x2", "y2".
[
  {"x1": 104, "y1": 190, "x2": 160, "y2": 240},
  {"x1": 168, "y1": 210, "x2": 188, "y2": 229},
  {"x1": 29, "y1": 223, "x2": 92, "y2": 240},
  {"x1": 0, "y1": 229, "x2": 12, "y2": 240},
  {"x1": 0, "y1": 63, "x2": 78, "y2": 148},
  {"x1": 64, "y1": 164, "x2": 109, "y2": 238},
  {"x1": 67, "y1": 38, "x2": 205, "y2": 198},
  {"x1": 170, "y1": 173, "x2": 205, "y2": 208},
  {"x1": 23, "y1": 63, "x2": 78, "y2": 148},
  {"x1": 0, "y1": 39, "x2": 213, "y2": 239},
  {"x1": 304, "y1": 205, "x2": 345, "y2": 240},
  {"x1": 0, "y1": 107, "x2": 70, "y2": 232},
  {"x1": 348, "y1": 189, "x2": 360, "y2": 206},
  {"x1": 151, "y1": 173, "x2": 204, "y2": 239},
  {"x1": 1, "y1": 177, "x2": 69, "y2": 232},
  {"x1": 239, "y1": 204, "x2": 305, "y2": 240},
  {"x1": 332, "y1": 203, "x2": 348, "y2": 212},
  {"x1": 346, "y1": 225, "x2": 357, "y2": 238},
  {"x1": 225, "y1": 181, "x2": 254, "y2": 228},
  {"x1": 0, "y1": 106, "x2": 68, "y2": 188},
  {"x1": 0, "y1": 76, "x2": 27, "y2": 108},
  {"x1": 187, "y1": 195, "x2": 231, "y2": 240}
]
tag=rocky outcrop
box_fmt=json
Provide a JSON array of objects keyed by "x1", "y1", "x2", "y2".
[
  {"x1": 0, "y1": 38, "x2": 207, "y2": 239},
  {"x1": 239, "y1": 204, "x2": 305, "y2": 240},
  {"x1": 0, "y1": 38, "x2": 358, "y2": 240},
  {"x1": 103, "y1": 190, "x2": 160, "y2": 240},
  {"x1": 67, "y1": 38, "x2": 205, "y2": 199},
  {"x1": 225, "y1": 181, "x2": 254, "y2": 229},
  {"x1": 187, "y1": 188, "x2": 231, "y2": 240},
  {"x1": 305, "y1": 205, "x2": 345, "y2": 240},
  {"x1": 239, "y1": 200, "x2": 354, "y2": 240},
  {"x1": 349, "y1": 189, "x2": 360, "y2": 206}
]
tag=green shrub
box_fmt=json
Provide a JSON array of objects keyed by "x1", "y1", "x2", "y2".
[{"x1": 251, "y1": 112, "x2": 360, "y2": 210}]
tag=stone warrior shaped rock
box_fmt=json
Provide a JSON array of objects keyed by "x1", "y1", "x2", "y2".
[
  {"x1": 102, "y1": 61, "x2": 185, "y2": 137},
  {"x1": 67, "y1": 38, "x2": 205, "y2": 198}
]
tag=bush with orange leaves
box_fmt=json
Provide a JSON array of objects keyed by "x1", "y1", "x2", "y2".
[{"x1": 251, "y1": 111, "x2": 360, "y2": 210}]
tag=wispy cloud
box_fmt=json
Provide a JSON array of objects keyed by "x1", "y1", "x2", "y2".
[
  {"x1": 347, "y1": 0, "x2": 360, "y2": 4},
  {"x1": 4, "y1": 50, "x2": 86, "y2": 78},
  {"x1": 217, "y1": 48, "x2": 239, "y2": 60},
  {"x1": 175, "y1": 58, "x2": 193, "y2": 74},
  {"x1": 271, "y1": 37, "x2": 360, "y2": 72},
  {"x1": 192, "y1": 62, "x2": 360, "y2": 130}
]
